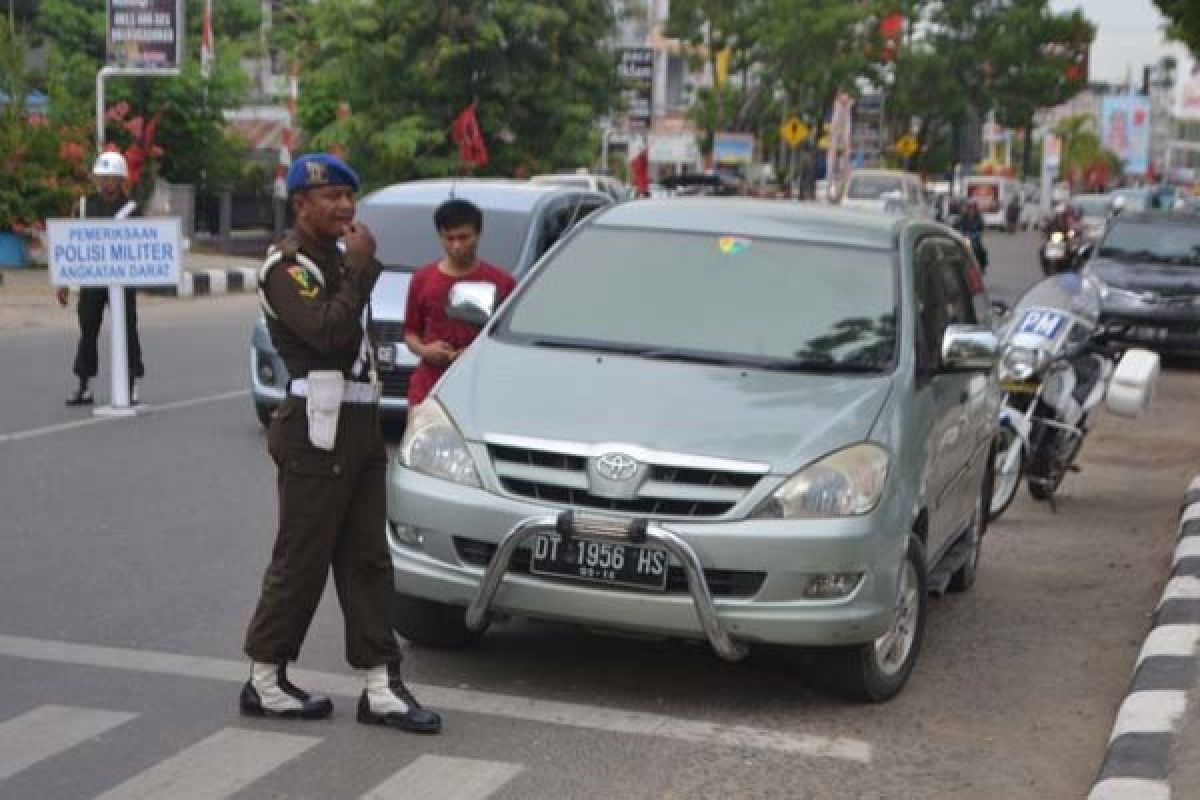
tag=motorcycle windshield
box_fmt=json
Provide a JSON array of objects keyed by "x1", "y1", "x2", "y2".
[{"x1": 1003, "y1": 274, "x2": 1102, "y2": 345}]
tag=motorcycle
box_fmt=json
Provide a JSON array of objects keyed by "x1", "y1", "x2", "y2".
[
  {"x1": 988, "y1": 274, "x2": 1161, "y2": 521},
  {"x1": 1039, "y1": 228, "x2": 1081, "y2": 275}
]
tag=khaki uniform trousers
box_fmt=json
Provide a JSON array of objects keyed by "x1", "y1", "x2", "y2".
[{"x1": 244, "y1": 395, "x2": 400, "y2": 669}]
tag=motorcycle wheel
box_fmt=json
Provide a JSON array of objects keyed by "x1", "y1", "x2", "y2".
[{"x1": 988, "y1": 425, "x2": 1023, "y2": 522}]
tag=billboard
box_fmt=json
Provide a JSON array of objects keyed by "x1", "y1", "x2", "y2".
[
  {"x1": 617, "y1": 47, "x2": 655, "y2": 130},
  {"x1": 1176, "y1": 60, "x2": 1200, "y2": 122},
  {"x1": 713, "y1": 132, "x2": 754, "y2": 165},
  {"x1": 1101, "y1": 96, "x2": 1151, "y2": 176},
  {"x1": 107, "y1": 0, "x2": 184, "y2": 70}
]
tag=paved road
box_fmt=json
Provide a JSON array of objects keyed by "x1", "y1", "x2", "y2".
[{"x1": 1, "y1": 229, "x2": 1198, "y2": 799}]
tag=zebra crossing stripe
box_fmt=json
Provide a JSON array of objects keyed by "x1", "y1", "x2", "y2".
[
  {"x1": 361, "y1": 755, "x2": 523, "y2": 800},
  {"x1": 93, "y1": 728, "x2": 320, "y2": 800},
  {"x1": 0, "y1": 705, "x2": 136, "y2": 782}
]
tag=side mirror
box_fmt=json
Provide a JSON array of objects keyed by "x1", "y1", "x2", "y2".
[
  {"x1": 446, "y1": 281, "x2": 497, "y2": 328},
  {"x1": 941, "y1": 324, "x2": 1000, "y2": 372}
]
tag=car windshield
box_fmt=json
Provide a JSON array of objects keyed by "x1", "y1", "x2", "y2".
[
  {"x1": 497, "y1": 227, "x2": 897, "y2": 371},
  {"x1": 1098, "y1": 220, "x2": 1200, "y2": 266},
  {"x1": 356, "y1": 204, "x2": 532, "y2": 272},
  {"x1": 846, "y1": 175, "x2": 904, "y2": 200}
]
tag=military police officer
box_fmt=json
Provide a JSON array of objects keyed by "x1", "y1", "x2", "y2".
[{"x1": 240, "y1": 153, "x2": 442, "y2": 734}]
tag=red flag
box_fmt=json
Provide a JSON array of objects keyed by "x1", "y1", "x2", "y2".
[
  {"x1": 201, "y1": 0, "x2": 214, "y2": 78},
  {"x1": 631, "y1": 148, "x2": 649, "y2": 196},
  {"x1": 450, "y1": 103, "x2": 488, "y2": 168}
]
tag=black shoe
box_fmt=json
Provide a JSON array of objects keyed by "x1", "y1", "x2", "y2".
[
  {"x1": 357, "y1": 666, "x2": 442, "y2": 734},
  {"x1": 65, "y1": 388, "x2": 94, "y2": 406},
  {"x1": 239, "y1": 664, "x2": 333, "y2": 720}
]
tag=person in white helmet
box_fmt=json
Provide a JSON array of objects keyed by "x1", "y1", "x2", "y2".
[{"x1": 57, "y1": 152, "x2": 145, "y2": 405}]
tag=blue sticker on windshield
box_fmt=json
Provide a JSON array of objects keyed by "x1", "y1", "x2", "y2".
[
  {"x1": 718, "y1": 236, "x2": 750, "y2": 255},
  {"x1": 1016, "y1": 310, "x2": 1066, "y2": 338}
]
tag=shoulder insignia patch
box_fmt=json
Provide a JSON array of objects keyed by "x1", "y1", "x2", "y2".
[{"x1": 287, "y1": 265, "x2": 320, "y2": 299}]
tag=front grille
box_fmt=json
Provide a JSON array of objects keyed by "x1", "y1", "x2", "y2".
[
  {"x1": 379, "y1": 367, "x2": 413, "y2": 398},
  {"x1": 371, "y1": 319, "x2": 404, "y2": 344},
  {"x1": 487, "y1": 442, "x2": 763, "y2": 519},
  {"x1": 453, "y1": 537, "x2": 765, "y2": 598}
]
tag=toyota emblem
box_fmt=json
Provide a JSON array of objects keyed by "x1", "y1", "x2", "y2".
[{"x1": 595, "y1": 452, "x2": 639, "y2": 482}]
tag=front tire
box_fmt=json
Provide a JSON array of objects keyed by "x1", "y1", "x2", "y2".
[
  {"x1": 831, "y1": 537, "x2": 928, "y2": 703},
  {"x1": 393, "y1": 594, "x2": 484, "y2": 648},
  {"x1": 988, "y1": 425, "x2": 1023, "y2": 522}
]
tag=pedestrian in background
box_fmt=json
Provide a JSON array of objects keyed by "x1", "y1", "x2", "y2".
[
  {"x1": 403, "y1": 198, "x2": 516, "y2": 408},
  {"x1": 241, "y1": 153, "x2": 442, "y2": 734},
  {"x1": 58, "y1": 152, "x2": 144, "y2": 406}
]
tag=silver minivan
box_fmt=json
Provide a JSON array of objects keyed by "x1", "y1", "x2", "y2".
[{"x1": 387, "y1": 199, "x2": 1001, "y2": 701}]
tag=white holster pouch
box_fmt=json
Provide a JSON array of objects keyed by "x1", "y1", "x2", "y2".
[{"x1": 305, "y1": 370, "x2": 344, "y2": 451}]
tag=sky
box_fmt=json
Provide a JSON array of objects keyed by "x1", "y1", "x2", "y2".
[{"x1": 1050, "y1": 0, "x2": 1194, "y2": 84}]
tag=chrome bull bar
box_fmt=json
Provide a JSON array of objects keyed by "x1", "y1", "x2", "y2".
[{"x1": 464, "y1": 510, "x2": 748, "y2": 662}]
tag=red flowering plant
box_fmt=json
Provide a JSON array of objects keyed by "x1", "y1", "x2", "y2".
[
  {"x1": 102, "y1": 101, "x2": 167, "y2": 205},
  {"x1": 0, "y1": 108, "x2": 92, "y2": 237}
]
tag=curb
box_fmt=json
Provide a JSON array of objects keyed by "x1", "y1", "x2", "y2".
[
  {"x1": 145, "y1": 266, "x2": 258, "y2": 298},
  {"x1": 1089, "y1": 475, "x2": 1200, "y2": 800}
]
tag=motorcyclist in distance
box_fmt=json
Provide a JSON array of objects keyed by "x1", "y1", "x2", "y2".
[{"x1": 957, "y1": 198, "x2": 988, "y2": 271}]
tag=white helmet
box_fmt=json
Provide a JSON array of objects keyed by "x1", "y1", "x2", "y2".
[
  {"x1": 92, "y1": 152, "x2": 128, "y2": 179},
  {"x1": 1111, "y1": 195, "x2": 1126, "y2": 212}
]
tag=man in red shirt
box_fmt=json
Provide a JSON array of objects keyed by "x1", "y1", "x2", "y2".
[{"x1": 404, "y1": 199, "x2": 516, "y2": 406}]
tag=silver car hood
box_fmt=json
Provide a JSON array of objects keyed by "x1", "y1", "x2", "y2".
[
  {"x1": 439, "y1": 340, "x2": 894, "y2": 472},
  {"x1": 372, "y1": 270, "x2": 413, "y2": 321}
]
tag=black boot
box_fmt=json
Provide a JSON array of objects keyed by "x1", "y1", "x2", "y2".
[
  {"x1": 65, "y1": 382, "x2": 94, "y2": 406},
  {"x1": 357, "y1": 662, "x2": 442, "y2": 734},
  {"x1": 239, "y1": 662, "x2": 333, "y2": 720}
]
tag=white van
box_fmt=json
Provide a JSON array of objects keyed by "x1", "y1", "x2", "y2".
[
  {"x1": 838, "y1": 169, "x2": 931, "y2": 218},
  {"x1": 963, "y1": 176, "x2": 1020, "y2": 229}
]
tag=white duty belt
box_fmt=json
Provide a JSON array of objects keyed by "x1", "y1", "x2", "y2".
[{"x1": 289, "y1": 378, "x2": 379, "y2": 405}]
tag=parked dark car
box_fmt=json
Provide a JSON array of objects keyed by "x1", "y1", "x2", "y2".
[
  {"x1": 1082, "y1": 211, "x2": 1200, "y2": 354},
  {"x1": 250, "y1": 180, "x2": 612, "y2": 425}
]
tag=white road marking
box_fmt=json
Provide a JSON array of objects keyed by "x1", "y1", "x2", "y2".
[
  {"x1": 361, "y1": 755, "x2": 523, "y2": 800},
  {"x1": 0, "y1": 705, "x2": 136, "y2": 781},
  {"x1": 93, "y1": 728, "x2": 320, "y2": 800},
  {"x1": 1137, "y1": 625, "x2": 1200, "y2": 666},
  {"x1": 1176, "y1": 536, "x2": 1200, "y2": 561},
  {"x1": 1110, "y1": 689, "x2": 1188, "y2": 739},
  {"x1": 1182, "y1": 503, "x2": 1200, "y2": 528},
  {"x1": 1189, "y1": 475, "x2": 1200, "y2": 494},
  {"x1": 0, "y1": 634, "x2": 870, "y2": 762},
  {"x1": 0, "y1": 389, "x2": 246, "y2": 444},
  {"x1": 1160, "y1": 575, "x2": 1200, "y2": 605},
  {"x1": 1089, "y1": 777, "x2": 1170, "y2": 800}
]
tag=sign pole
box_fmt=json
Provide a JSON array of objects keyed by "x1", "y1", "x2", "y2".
[{"x1": 93, "y1": 66, "x2": 136, "y2": 416}]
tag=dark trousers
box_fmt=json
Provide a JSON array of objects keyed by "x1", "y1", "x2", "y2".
[
  {"x1": 73, "y1": 288, "x2": 144, "y2": 381},
  {"x1": 244, "y1": 397, "x2": 401, "y2": 669}
]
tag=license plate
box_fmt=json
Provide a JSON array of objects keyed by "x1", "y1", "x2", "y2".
[
  {"x1": 377, "y1": 344, "x2": 396, "y2": 366},
  {"x1": 530, "y1": 534, "x2": 668, "y2": 591},
  {"x1": 999, "y1": 379, "x2": 1039, "y2": 393}
]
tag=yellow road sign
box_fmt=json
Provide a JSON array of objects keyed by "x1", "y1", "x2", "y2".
[
  {"x1": 781, "y1": 117, "x2": 810, "y2": 147},
  {"x1": 896, "y1": 134, "x2": 919, "y2": 159}
]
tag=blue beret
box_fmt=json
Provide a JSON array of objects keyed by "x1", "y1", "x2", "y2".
[{"x1": 287, "y1": 153, "x2": 360, "y2": 194}]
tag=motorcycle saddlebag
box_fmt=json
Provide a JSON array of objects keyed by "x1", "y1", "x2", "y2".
[{"x1": 1105, "y1": 348, "x2": 1160, "y2": 418}]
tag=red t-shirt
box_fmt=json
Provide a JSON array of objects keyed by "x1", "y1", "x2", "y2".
[{"x1": 404, "y1": 260, "x2": 516, "y2": 406}]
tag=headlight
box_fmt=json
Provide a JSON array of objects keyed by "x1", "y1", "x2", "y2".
[
  {"x1": 398, "y1": 399, "x2": 481, "y2": 487},
  {"x1": 753, "y1": 444, "x2": 889, "y2": 519},
  {"x1": 1050, "y1": 231, "x2": 1064, "y2": 243},
  {"x1": 999, "y1": 346, "x2": 1045, "y2": 381}
]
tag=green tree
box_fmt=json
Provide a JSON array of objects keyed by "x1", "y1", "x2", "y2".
[
  {"x1": 1155, "y1": 0, "x2": 1200, "y2": 54},
  {"x1": 33, "y1": 0, "x2": 259, "y2": 191},
  {"x1": 273, "y1": 0, "x2": 619, "y2": 186},
  {"x1": 985, "y1": 1, "x2": 1093, "y2": 178}
]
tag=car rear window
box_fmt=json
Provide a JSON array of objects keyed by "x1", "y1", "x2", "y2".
[{"x1": 498, "y1": 227, "x2": 897, "y2": 370}]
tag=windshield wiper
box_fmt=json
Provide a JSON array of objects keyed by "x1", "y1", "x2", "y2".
[
  {"x1": 526, "y1": 338, "x2": 650, "y2": 356},
  {"x1": 640, "y1": 348, "x2": 884, "y2": 373},
  {"x1": 1105, "y1": 248, "x2": 1173, "y2": 264}
]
